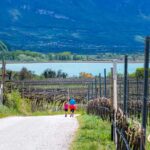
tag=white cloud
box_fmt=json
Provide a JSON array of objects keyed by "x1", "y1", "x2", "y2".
[
  {"x1": 140, "y1": 13, "x2": 150, "y2": 21},
  {"x1": 9, "y1": 9, "x2": 21, "y2": 21},
  {"x1": 139, "y1": 10, "x2": 150, "y2": 21},
  {"x1": 37, "y1": 9, "x2": 54, "y2": 15},
  {"x1": 37, "y1": 9, "x2": 69, "y2": 20},
  {"x1": 54, "y1": 14, "x2": 69, "y2": 20},
  {"x1": 21, "y1": 5, "x2": 30, "y2": 10},
  {"x1": 71, "y1": 33, "x2": 81, "y2": 39},
  {"x1": 134, "y1": 35, "x2": 145, "y2": 43}
]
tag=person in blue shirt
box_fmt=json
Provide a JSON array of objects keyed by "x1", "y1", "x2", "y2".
[
  {"x1": 69, "y1": 97, "x2": 76, "y2": 105},
  {"x1": 69, "y1": 97, "x2": 76, "y2": 117}
]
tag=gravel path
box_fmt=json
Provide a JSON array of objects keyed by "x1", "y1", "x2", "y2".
[{"x1": 0, "y1": 115, "x2": 79, "y2": 150}]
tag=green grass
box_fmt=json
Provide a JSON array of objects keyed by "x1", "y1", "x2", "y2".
[
  {"x1": 0, "y1": 105, "x2": 65, "y2": 118},
  {"x1": 71, "y1": 114, "x2": 115, "y2": 150},
  {"x1": 0, "y1": 97, "x2": 85, "y2": 118},
  {"x1": 0, "y1": 91, "x2": 62, "y2": 118},
  {"x1": 0, "y1": 105, "x2": 20, "y2": 118},
  {"x1": 146, "y1": 126, "x2": 150, "y2": 149}
]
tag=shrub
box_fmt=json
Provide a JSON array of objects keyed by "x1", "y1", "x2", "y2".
[{"x1": 5, "y1": 91, "x2": 31, "y2": 114}]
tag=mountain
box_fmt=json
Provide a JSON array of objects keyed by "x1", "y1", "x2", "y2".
[{"x1": 0, "y1": 0, "x2": 150, "y2": 54}]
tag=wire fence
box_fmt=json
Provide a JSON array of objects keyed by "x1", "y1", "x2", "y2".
[{"x1": 87, "y1": 37, "x2": 150, "y2": 150}]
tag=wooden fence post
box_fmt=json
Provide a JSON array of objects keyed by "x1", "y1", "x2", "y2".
[
  {"x1": 113, "y1": 60, "x2": 118, "y2": 148},
  {"x1": 104, "y1": 68, "x2": 107, "y2": 97},
  {"x1": 124, "y1": 55, "x2": 128, "y2": 116},
  {"x1": 111, "y1": 67, "x2": 114, "y2": 141},
  {"x1": 99, "y1": 73, "x2": 102, "y2": 97},
  {"x1": 95, "y1": 77, "x2": 97, "y2": 98},
  {"x1": 0, "y1": 58, "x2": 6, "y2": 105},
  {"x1": 111, "y1": 68, "x2": 114, "y2": 102}
]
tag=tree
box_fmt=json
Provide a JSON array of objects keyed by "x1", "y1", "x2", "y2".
[
  {"x1": 0, "y1": 41, "x2": 8, "y2": 83},
  {"x1": 43, "y1": 69, "x2": 56, "y2": 78},
  {"x1": 73, "y1": 54, "x2": 82, "y2": 60},
  {"x1": 43, "y1": 69, "x2": 68, "y2": 78},
  {"x1": 129, "y1": 68, "x2": 150, "y2": 79},
  {"x1": 48, "y1": 53, "x2": 53, "y2": 60},
  {"x1": 0, "y1": 41, "x2": 8, "y2": 104},
  {"x1": 135, "y1": 68, "x2": 145, "y2": 79},
  {"x1": 61, "y1": 72, "x2": 68, "y2": 78},
  {"x1": 79, "y1": 72, "x2": 93, "y2": 78},
  {"x1": 57, "y1": 70, "x2": 63, "y2": 78},
  {"x1": 0, "y1": 41, "x2": 8, "y2": 57},
  {"x1": 19, "y1": 67, "x2": 34, "y2": 80},
  {"x1": 7, "y1": 70, "x2": 12, "y2": 80}
]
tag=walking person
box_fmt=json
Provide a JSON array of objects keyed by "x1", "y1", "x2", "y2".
[
  {"x1": 63, "y1": 101, "x2": 69, "y2": 117},
  {"x1": 69, "y1": 97, "x2": 76, "y2": 117}
]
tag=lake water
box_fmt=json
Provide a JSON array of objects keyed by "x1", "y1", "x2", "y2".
[{"x1": 1, "y1": 62, "x2": 144, "y2": 77}]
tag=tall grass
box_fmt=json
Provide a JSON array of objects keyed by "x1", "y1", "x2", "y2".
[
  {"x1": 0, "y1": 91, "x2": 68, "y2": 118},
  {"x1": 0, "y1": 91, "x2": 31, "y2": 118},
  {"x1": 71, "y1": 114, "x2": 115, "y2": 150},
  {"x1": 0, "y1": 90, "x2": 86, "y2": 118},
  {"x1": 0, "y1": 105, "x2": 19, "y2": 118},
  {"x1": 4, "y1": 90, "x2": 31, "y2": 115}
]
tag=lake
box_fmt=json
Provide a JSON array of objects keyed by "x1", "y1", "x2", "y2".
[{"x1": 1, "y1": 62, "x2": 144, "y2": 77}]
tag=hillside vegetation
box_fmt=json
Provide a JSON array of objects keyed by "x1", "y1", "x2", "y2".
[{"x1": 0, "y1": 50, "x2": 144, "y2": 62}]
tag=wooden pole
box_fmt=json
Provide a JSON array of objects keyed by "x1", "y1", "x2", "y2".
[
  {"x1": 87, "y1": 84, "x2": 90, "y2": 102},
  {"x1": 0, "y1": 57, "x2": 6, "y2": 104},
  {"x1": 104, "y1": 68, "x2": 107, "y2": 97},
  {"x1": 124, "y1": 55, "x2": 128, "y2": 116},
  {"x1": 92, "y1": 82, "x2": 94, "y2": 98},
  {"x1": 113, "y1": 60, "x2": 118, "y2": 147},
  {"x1": 111, "y1": 67, "x2": 114, "y2": 141},
  {"x1": 111, "y1": 68, "x2": 114, "y2": 102},
  {"x1": 68, "y1": 88, "x2": 70, "y2": 101},
  {"x1": 95, "y1": 77, "x2": 97, "y2": 98},
  {"x1": 99, "y1": 73, "x2": 102, "y2": 97}
]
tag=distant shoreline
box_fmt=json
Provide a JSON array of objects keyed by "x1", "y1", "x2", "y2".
[{"x1": 0, "y1": 60, "x2": 145, "y2": 64}]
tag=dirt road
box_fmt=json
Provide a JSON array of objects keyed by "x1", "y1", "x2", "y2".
[{"x1": 0, "y1": 115, "x2": 79, "y2": 150}]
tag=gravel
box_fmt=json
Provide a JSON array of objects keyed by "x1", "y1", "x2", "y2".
[{"x1": 0, "y1": 115, "x2": 79, "y2": 150}]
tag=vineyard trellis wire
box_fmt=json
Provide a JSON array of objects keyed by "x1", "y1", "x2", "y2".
[
  {"x1": 2, "y1": 78, "x2": 94, "y2": 111},
  {"x1": 87, "y1": 77, "x2": 149, "y2": 149}
]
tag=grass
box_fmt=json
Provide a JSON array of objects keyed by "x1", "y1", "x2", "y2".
[
  {"x1": 0, "y1": 90, "x2": 68, "y2": 118},
  {"x1": 0, "y1": 105, "x2": 66, "y2": 118},
  {"x1": 0, "y1": 105, "x2": 20, "y2": 118},
  {"x1": 0, "y1": 96, "x2": 85, "y2": 118},
  {"x1": 146, "y1": 126, "x2": 150, "y2": 149},
  {"x1": 71, "y1": 114, "x2": 115, "y2": 150}
]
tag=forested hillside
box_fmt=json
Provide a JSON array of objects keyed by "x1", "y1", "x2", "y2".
[{"x1": 0, "y1": 0, "x2": 150, "y2": 53}]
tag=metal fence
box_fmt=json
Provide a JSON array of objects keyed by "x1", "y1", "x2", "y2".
[{"x1": 87, "y1": 37, "x2": 150, "y2": 150}]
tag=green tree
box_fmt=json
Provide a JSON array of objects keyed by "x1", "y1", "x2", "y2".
[
  {"x1": 7, "y1": 70, "x2": 12, "y2": 80},
  {"x1": 43, "y1": 69, "x2": 68, "y2": 78},
  {"x1": 0, "y1": 41, "x2": 8, "y2": 60},
  {"x1": 19, "y1": 67, "x2": 34, "y2": 80},
  {"x1": 129, "y1": 68, "x2": 150, "y2": 79},
  {"x1": 57, "y1": 70, "x2": 68, "y2": 78},
  {"x1": 43, "y1": 69, "x2": 56, "y2": 78}
]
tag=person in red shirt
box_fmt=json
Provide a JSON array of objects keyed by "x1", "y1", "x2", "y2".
[
  {"x1": 69, "y1": 97, "x2": 77, "y2": 117},
  {"x1": 63, "y1": 101, "x2": 69, "y2": 117},
  {"x1": 69, "y1": 104, "x2": 76, "y2": 117}
]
